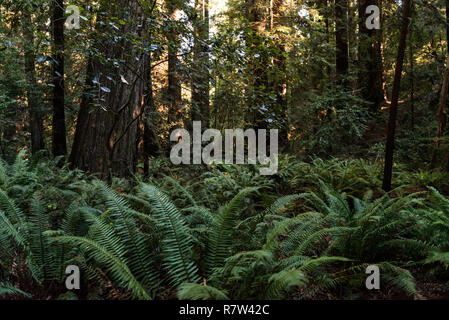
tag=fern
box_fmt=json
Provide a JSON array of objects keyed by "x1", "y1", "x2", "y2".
[
  {"x1": 177, "y1": 283, "x2": 229, "y2": 300},
  {"x1": 95, "y1": 181, "x2": 160, "y2": 293},
  {"x1": 0, "y1": 282, "x2": 30, "y2": 298},
  {"x1": 56, "y1": 235, "x2": 150, "y2": 299},
  {"x1": 206, "y1": 187, "x2": 258, "y2": 274},
  {"x1": 139, "y1": 183, "x2": 200, "y2": 286}
]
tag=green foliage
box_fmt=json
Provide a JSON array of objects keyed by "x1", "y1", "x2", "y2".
[
  {"x1": 1, "y1": 154, "x2": 449, "y2": 300},
  {"x1": 0, "y1": 282, "x2": 30, "y2": 298},
  {"x1": 206, "y1": 187, "x2": 258, "y2": 274},
  {"x1": 177, "y1": 283, "x2": 229, "y2": 300},
  {"x1": 138, "y1": 183, "x2": 200, "y2": 287}
]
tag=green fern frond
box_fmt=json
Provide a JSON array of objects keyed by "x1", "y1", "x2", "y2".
[
  {"x1": 380, "y1": 262, "x2": 417, "y2": 297},
  {"x1": 0, "y1": 282, "x2": 31, "y2": 298},
  {"x1": 139, "y1": 183, "x2": 200, "y2": 286},
  {"x1": 206, "y1": 187, "x2": 258, "y2": 274},
  {"x1": 95, "y1": 181, "x2": 160, "y2": 292},
  {"x1": 55, "y1": 235, "x2": 151, "y2": 300},
  {"x1": 164, "y1": 175, "x2": 198, "y2": 207},
  {"x1": 265, "y1": 269, "x2": 307, "y2": 299},
  {"x1": 177, "y1": 283, "x2": 229, "y2": 300}
]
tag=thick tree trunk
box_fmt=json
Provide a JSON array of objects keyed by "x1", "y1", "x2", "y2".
[
  {"x1": 52, "y1": 0, "x2": 67, "y2": 157},
  {"x1": 68, "y1": 58, "x2": 94, "y2": 167},
  {"x1": 70, "y1": 1, "x2": 147, "y2": 177},
  {"x1": 191, "y1": 0, "x2": 210, "y2": 128},
  {"x1": 22, "y1": 9, "x2": 45, "y2": 155},
  {"x1": 382, "y1": 0, "x2": 412, "y2": 192},
  {"x1": 358, "y1": 0, "x2": 383, "y2": 112}
]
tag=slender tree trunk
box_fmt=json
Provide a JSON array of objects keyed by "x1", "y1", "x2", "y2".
[
  {"x1": 191, "y1": 0, "x2": 210, "y2": 128},
  {"x1": 335, "y1": 0, "x2": 349, "y2": 88},
  {"x1": 143, "y1": 52, "x2": 160, "y2": 177},
  {"x1": 22, "y1": 8, "x2": 46, "y2": 155},
  {"x1": 271, "y1": 0, "x2": 288, "y2": 149},
  {"x1": 244, "y1": 0, "x2": 268, "y2": 129},
  {"x1": 167, "y1": 0, "x2": 183, "y2": 132},
  {"x1": 446, "y1": 0, "x2": 449, "y2": 54},
  {"x1": 430, "y1": 55, "x2": 449, "y2": 167},
  {"x1": 358, "y1": 0, "x2": 383, "y2": 112},
  {"x1": 382, "y1": 0, "x2": 412, "y2": 192},
  {"x1": 52, "y1": 0, "x2": 67, "y2": 157},
  {"x1": 409, "y1": 5, "x2": 415, "y2": 129},
  {"x1": 381, "y1": 26, "x2": 389, "y2": 103}
]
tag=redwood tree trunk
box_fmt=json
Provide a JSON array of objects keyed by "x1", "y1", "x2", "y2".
[
  {"x1": 70, "y1": 1, "x2": 147, "y2": 177},
  {"x1": 52, "y1": 0, "x2": 67, "y2": 157},
  {"x1": 382, "y1": 0, "x2": 412, "y2": 191}
]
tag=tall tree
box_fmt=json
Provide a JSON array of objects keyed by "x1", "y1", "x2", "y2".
[
  {"x1": 52, "y1": 0, "x2": 67, "y2": 157},
  {"x1": 382, "y1": 0, "x2": 412, "y2": 191},
  {"x1": 70, "y1": 0, "x2": 148, "y2": 177},
  {"x1": 335, "y1": 0, "x2": 349, "y2": 88},
  {"x1": 358, "y1": 0, "x2": 383, "y2": 112},
  {"x1": 430, "y1": 55, "x2": 449, "y2": 167},
  {"x1": 143, "y1": 29, "x2": 160, "y2": 176},
  {"x1": 446, "y1": 0, "x2": 449, "y2": 54},
  {"x1": 142, "y1": 67, "x2": 160, "y2": 176},
  {"x1": 270, "y1": 0, "x2": 289, "y2": 148},
  {"x1": 167, "y1": 0, "x2": 183, "y2": 132},
  {"x1": 22, "y1": 5, "x2": 45, "y2": 154},
  {"x1": 244, "y1": 0, "x2": 268, "y2": 129},
  {"x1": 191, "y1": 0, "x2": 210, "y2": 128}
]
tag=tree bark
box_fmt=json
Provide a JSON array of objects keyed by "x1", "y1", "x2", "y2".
[
  {"x1": 191, "y1": 0, "x2": 210, "y2": 128},
  {"x1": 68, "y1": 58, "x2": 94, "y2": 167},
  {"x1": 446, "y1": 0, "x2": 449, "y2": 54},
  {"x1": 244, "y1": 0, "x2": 268, "y2": 129},
  {"x1": 335, "y1": 0, "x2": 349, "y2": 88},
  {"x1": 143, "y1": 51, "x2": 160, "y2": 176},
  {"x1": 409, "y1": 5, "x2": 415, "y2": 129},
  {"x1": 52, "y1": 0, "x2": 67, "y2": 158},
  {"x1": 22, "y1": 8, "x2": 46, "y2": 155},
  {"x1": 382, "y1": 0, "x2": 412, "y2": 192},
  {"x1": 358, "y1": 0, "x2": 383, "y2": 112},
  {"x1": 430, "y1": 55, "x2": 449, "y2": 167},
  {"x1": 167, "y1": 0, "x2": 183, "y2": 132},
  {"x1": 70, "y1": 1, "x2": 147, "y2": 177}
]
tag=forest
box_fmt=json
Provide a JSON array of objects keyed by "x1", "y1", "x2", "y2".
[{"x1": 1, "y1": 0, "x2": 449, "y2": 301}]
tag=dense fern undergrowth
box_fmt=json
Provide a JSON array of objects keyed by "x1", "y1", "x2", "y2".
[{"x1": 1, "y1": 152, "x2": 449, "y2": 300}]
